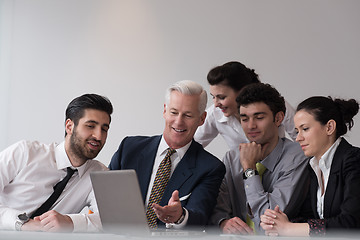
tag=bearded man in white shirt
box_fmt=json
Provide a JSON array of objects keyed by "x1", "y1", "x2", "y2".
[{"x1": 0, "y1": 94, "x2": 113, "y2": 232}]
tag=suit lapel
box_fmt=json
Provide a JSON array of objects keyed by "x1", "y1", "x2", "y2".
[
  {"x1": 137, "y1": 136, "x2": 161, "y2": 202},
  {"x1": 160, "y1": 141, "x2": 198, "y2": 205},
  {"x1": 324, "y1": 174, "x2": 338, "y2": 218},
  {"x1": 309, "y1": 169, "x2": 320, "y2": 218},
  {"x1": 323, "y1": 139, "x2": 348, "y2": 218}
]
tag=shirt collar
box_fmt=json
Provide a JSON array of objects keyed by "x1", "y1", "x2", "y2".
[
  {"x1": 215, "y1": 107, "x2": 240, "y2": 127},
  {"x1": 218, "y1": 114, "x2": 229, "y2": 123},
  {"x1": 310, "y1": 137, "x2": 342, "y2": 170},
  {"x1": 55, "y1": 141, "x2": 86, "y2": 177},
  {"x1": 260, "y1": 137, "x2": 284, "y2": 172},
  {"x1": 159, "y1": 136, "x2": 192, "y2": 160},
  {"x1": 213, "y1": 106, "x2": 230, "y2": 123}
]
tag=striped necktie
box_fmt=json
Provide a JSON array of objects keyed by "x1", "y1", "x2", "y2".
[{"x1": 146, "y1": 148, "x2": 176, "y2": 228}]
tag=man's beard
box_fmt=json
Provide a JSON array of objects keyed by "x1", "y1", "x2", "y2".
[{"x1": 69, "y1": 127, "x2": 102, "y2": 161}]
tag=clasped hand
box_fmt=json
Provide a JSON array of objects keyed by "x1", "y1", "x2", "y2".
[
  {"x1": 21, "y1": 210, "x2": 74, "y2": 232},
  {"x1": 220, "y1": 217, "x2": 254, "y2": 235},
  {"x1": 260, "y1": 205, "x2": 291, "y2": 236}
]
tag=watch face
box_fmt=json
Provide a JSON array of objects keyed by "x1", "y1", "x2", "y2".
[
  {"x1": 245, "y1": 169, "x2": 255, "y2": 178},
  {"x1": 16, "y1": 213, "x2": 29, "y2": 231},
  {"x1": 18, "y1": 213, "x2": 29, "y2": 221},
  {"x1": 18, "y1": 214, "x2": 28, "y2": 221}
]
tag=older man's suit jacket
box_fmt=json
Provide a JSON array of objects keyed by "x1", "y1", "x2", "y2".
[{"x1": 109, "y1": 135, "x2": 226, "y2": 228}]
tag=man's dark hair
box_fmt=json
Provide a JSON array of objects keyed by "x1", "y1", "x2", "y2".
[
  {"x1": 65, "y1": 94, "x2": 113, "y2": 136},
  {"x1": 236, "y1": 83, "x2": 286, "y2": 118}
]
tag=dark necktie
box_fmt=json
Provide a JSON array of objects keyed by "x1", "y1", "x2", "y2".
[
  {"x1": 146, "y1": 148, "x2": 176, "y2": 228},
  {"x1": 31, "y1": 167, "x2": 77, "y2": 218}
]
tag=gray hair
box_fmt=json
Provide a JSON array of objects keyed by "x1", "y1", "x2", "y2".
[{"x1": 165, "y1": 80, "x2": 207, "y2": 114}]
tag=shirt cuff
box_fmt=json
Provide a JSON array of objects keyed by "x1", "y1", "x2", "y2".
[
  {"x1": 67, "y1": 213, "x2": 102, "y2": 232},
  {"x1": 1, "y1": 208, "x2": 23, "y2": 230},
  {"x1": 244, "y1": 175, "x2": 263, "y2": 197},
  {"x1": 218, "y1": 218, "x2": 227, "y2": 226},
  {"x1": 165, "y1": 208, "x2": 189, "y2": 229},
  {"x1": 308, "y1": 219, "x2": 326, "y2": 236}
]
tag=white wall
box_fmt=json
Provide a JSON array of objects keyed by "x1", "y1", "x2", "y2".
[{"x1": 1, "y1": 0, "x2": 360, "y2": 165}]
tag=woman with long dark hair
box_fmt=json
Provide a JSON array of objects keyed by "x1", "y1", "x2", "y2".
[{"x1": 260, "y1": 96, "x2": 360, "y2": 236}]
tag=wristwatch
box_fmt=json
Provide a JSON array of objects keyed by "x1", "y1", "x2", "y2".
[
  {"x1": 15, "y1": 213, "x2": 30, "y2": 231},
  {"x1": 174, "y1": 207, "x2": 186, "y2": 224},
  {"x1": 243, "y1": 168, "x2": 258, "y2": 179}
]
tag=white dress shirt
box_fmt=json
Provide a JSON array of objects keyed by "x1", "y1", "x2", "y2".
[
  {"x1": 145, "y1": 136, "x2": 191, "y2": 228},
  {"x1": 194, "y1": 101, "x2": 297, "y2": 150},
  {"x1": 0, "y1": 140, "x2": 107, "y2": 232},
  {"x1": 309, "y1": 137, "x2": 341, "y2": 219}
]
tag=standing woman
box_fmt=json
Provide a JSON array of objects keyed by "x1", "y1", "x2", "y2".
[
  {"x1": 260, "y1": 96, "x2": 360, "y2": 236},
  {"x1": 194, "y1": 61, "x2": 297, "y2": 151}
]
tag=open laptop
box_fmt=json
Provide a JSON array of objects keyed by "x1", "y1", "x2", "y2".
[{"x1": 90, "y1": 170, "x2": 204, "y2": 237}]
